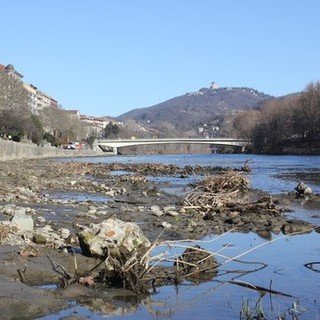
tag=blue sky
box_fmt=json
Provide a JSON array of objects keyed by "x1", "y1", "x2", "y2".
[{"x1": 1, "y1": 1, "x2": 320, "y2": 117}]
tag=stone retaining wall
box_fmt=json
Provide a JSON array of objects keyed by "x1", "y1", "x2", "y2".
[{"x1": 0, "y1": 139, "x2": 103, "y2": 161}]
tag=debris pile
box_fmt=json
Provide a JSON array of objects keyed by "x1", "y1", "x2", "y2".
[
  {"x1": 183, "y1": 171, "x2": 249, "y2": 213},
  {"x1": 174, "y1": 244, "x2": 219, "y2": 280},
  {"x1": 181, "y1": 171, "x2": 302, "y2": 234}
]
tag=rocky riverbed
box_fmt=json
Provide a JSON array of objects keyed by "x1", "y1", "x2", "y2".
[{"x1": 0, "y1": 158, "x2": 318, "y2": 319}]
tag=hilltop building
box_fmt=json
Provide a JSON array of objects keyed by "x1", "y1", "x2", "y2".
[
  {"x1": 210, "y1": 81, "x2": 219, "y2": 90},
  {"x1": 0, "y1": 63, "x2": 23, "y2": 81}
]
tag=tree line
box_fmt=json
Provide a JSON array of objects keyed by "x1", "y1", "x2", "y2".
[{"x1": 233, "y1": 82, "x2": 320, "y2": 154}]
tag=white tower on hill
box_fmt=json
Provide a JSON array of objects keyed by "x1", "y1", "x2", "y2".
[{"x1": 210, "y1": 81, "x2": 219, "y2": 89}]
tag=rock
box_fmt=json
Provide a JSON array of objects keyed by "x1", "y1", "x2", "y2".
[
  {"x1": 34, "y1": 225, "x2": 66, "y2": 247},
  {"x1": 150, "y1": 205, "x2": 161, "y2": 211},
  {"x1": 166, "y1": 210, "x2": 179, "y2": 217},
  {"x1": 96, "y1": 210, "x2": 108, "y2": 215},
  {"x1": 152, "y1": 210, "x2": 163, "y2": 217},
  {"x1": 36, "y1": 216, "x2": 46, "y2": 225},
  {"x1": 281, "y1": 220, "x2": 313, "y2": 234},
  {"x1": 161, "y1": 221, "x2": 172, "y2": 228},
  {"x1": 59, "y1": 228, "x2": 71, "y2": 239},
  {"x1": 163, "y1": 206, "x2": 177, "y2": 212},
  {"x1": 150, "y1": 205, "x2": 164, "y2": 217},
  {"x1": 88, "y1": 208, "x2": 97, "y2": 215},
  {"x1": 1, "y1": 204, "x2": 16, "y2": 216},
  {"x1": 295, "y1": 182, "x2": 313, "y2": 196},
  {"x1": 10, "y1": 211, "x2": 34, "y2": 232},
  {"x1": 179, "y1": 207, "x2": 186, "y2": 214},
  {"x1": 78, "y1": 218, "x2": 151, "y2": 258},
  {"x1": 163, "y1": 206, "x2": 179, "y2": 217},
  {"x1": 33, "y1": 233, "x2": 47, "y2": 244},
  {"x1": 105, "y1": 190, "x2": 115, "y2": 197}
]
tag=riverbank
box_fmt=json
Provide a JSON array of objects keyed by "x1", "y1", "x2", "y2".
[
  {"x1": 0, "y1": 158, "x2": 318, "y2": 319},
  {"x1": 0, "y1": 139, "x2": 107, "y2": 160}
]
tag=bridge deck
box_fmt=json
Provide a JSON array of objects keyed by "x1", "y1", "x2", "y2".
[{"x1": 97, "y1": 138, "x2": 250, "y2": 154}]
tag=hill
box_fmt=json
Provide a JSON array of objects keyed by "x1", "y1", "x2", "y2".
[{"x1": 117, "y1": 86, "x2": 275, "y2": 130}]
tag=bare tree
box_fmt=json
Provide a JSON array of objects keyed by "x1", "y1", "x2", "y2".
[
  {"x1": 0, "y1": 69, "x2": 34, "y2": 140},
  {"x1": 233, "y1": 110, "x2": 262, "y2": 138},
  {"x1": 39, "y1": 107, "x2": 86, "y2": 145},
  {"x1": 293, "y1": 82, "x2": 320, "y2": 151},
  {"x1": 250, "y1": 97, "x2": 296, "y2": 153},
  {"x1": 0, "y1": 69, "x2": 30, "y2": 116}
]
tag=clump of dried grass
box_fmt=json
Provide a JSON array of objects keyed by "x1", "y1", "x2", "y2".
[{"x1": 183, "y1": 171, "x2": 248, "y2": 212}]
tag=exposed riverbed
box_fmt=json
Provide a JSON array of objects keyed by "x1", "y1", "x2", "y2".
[{"x1": 0, "y1": 154, "x2": 319, "y2": 319}]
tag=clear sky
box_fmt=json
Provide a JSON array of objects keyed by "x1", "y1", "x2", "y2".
[{"x1": 1, "y1": 0, "x2": 320, "y2": 117}]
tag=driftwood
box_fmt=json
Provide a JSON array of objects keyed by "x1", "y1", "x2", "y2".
[
  {"x1": 182, "y1": 171, "x2": 283, "y2": 221},
  {"x1": 183, "y1": 171, "x2": 249, "y2": 213}
]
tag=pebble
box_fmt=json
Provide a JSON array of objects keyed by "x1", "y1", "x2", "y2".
[{"x1": 161, "y1": 221, "x2": 172, "y2": 228}]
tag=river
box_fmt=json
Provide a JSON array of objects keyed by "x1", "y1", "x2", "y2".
[{"x1": 43, "y1": 153, "x2": 320, "y2": 320}]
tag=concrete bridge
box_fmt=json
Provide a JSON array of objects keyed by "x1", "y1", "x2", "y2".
[{"x1": 97, "y1": 137, "x2": 250, "y2": 154}]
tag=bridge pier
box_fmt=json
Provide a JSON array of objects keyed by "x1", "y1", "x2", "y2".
[{"x1": 113, "y1": 147, "x2": 118, "y2": 155}]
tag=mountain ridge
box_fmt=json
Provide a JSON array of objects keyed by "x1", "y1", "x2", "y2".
[{"x1": 117, "y1": 86, "x2": 276, "y2": 130}]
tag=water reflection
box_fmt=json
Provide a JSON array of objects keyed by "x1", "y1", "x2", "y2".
[
  {"x1": 39, "y1": 231, "x2": 320, "y2": 319},
  {"x1": 47, "y1": 190, "x2": 113, "y2": 203}
]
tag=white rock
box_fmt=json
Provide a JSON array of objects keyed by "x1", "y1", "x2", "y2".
[
  {"x1": 88, "y1": 208, "x2": 97, "y2": 215},
  {"x1": 152, "y1": 210, "x2": 164, "y2": 217},
  {"x1": 150, "y1": 205, "x2": 164, "y2": 217},
  {"x1": 166, "y1": 210, "x2": 179, "y2": 217},
  {"x1": 59, "y1": 228, "x2": 71, "y2": 239},
  {"x1": 96, "y1": 210, "x2": 108, "y2": 215},
  {"x1": 161, "y1": 221, "x2": 172, "y2": 229},
  {"x1": 163, "y1": 206, "x2": 176, "y2": 212},
  {"x1": 78, "y1": 218, "x2": 151, "y2": 259},
  {"x1": 10, "y1": 212, "x2": 34, "y2": 231},
  {"x1": 304, "y1": 187, "x2": 313, "y2": 194},
  {"x1": 150, "y1": 205, "x2": 161, "y2": 211},
  {"x1": 36, "y1": 216, "x2": 46, "y2": 224}
]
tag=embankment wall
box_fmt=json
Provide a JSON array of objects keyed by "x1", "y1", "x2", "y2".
[{"x1": 0, "y1": 139, "x2": 103, "y2": 161}]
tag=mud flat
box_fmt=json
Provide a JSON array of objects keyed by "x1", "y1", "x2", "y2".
[{"x1": 0, "y1": 159, "x2": 317, "y2": 319}]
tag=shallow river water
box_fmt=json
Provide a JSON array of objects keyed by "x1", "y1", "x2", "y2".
[{"x1": 42, "y1": 154, "x2": 320, "y2": 319}]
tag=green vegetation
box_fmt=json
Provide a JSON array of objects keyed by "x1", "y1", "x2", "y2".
[{"x1": 103, "y1": 121, "x2": 119, "y2": 138}]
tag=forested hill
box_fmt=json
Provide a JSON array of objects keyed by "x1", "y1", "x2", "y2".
[{"x1": 118, "y1": 87, "x2": 275, "y2": 130}]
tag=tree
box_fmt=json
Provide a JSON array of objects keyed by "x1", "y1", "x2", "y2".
[
  {"x1": 39, "y1": 107, "x2": 87, "y2": 145},
  {"x1": 85, "y1": 129, "x2": 99, "y2": 149},
  {"x1": 0, "y1": 69, "x2": 30, "y2": 115},
  {"x1": 233, "y1": 110, "x2": 262, "y2": 139},
  {"x1": 28, "y1": 115, "x2": 45, "y2": 145},
  {"x1": 292, "y1": 82, "x2": 320, "y2": 151},
  {"x1": 103, "y1": 121, "x2": 119, "y2": 138},
  {"x1": 250, "y1": 97, "x2": 296, "y2": 153}
]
